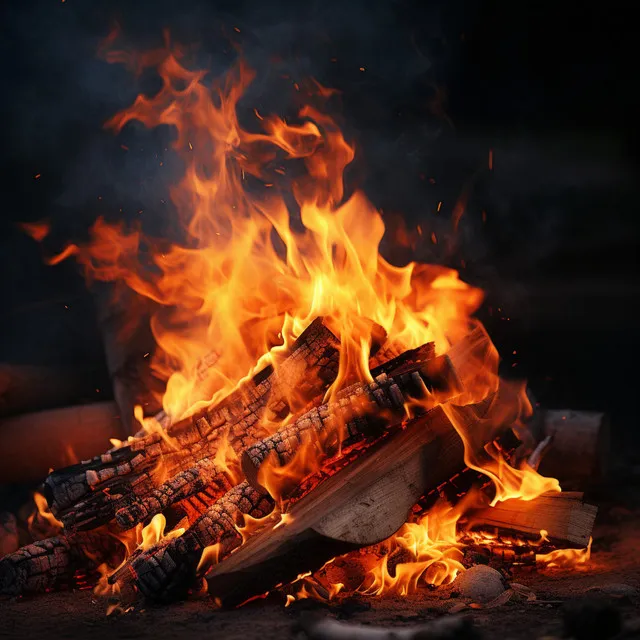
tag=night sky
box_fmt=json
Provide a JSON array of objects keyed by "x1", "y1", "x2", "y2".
[{"x1": 1, "y1": 1, "x2": 638, "y2": 456}]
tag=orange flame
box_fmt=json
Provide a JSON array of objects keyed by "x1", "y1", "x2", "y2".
[
  {"x1": 537, "y1": 537, "x2": 592, "y2": 569},
  {"x1": 20, "y1": 220, "x2": 50, "y2": 242},
  {"x1": 359, "y1": 497, "x2": 468, "y2": 595},
  {"x1": 47, "y1": 43, "x2": 483, "y2": 427},
  {"x1": 27, "y1": 492, "x2": 63, "y2": 538}
]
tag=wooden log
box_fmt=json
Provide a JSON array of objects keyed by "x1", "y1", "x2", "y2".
[
  {"x1": 466, "y1": 491, "x2": 597, "y2": 547},
  {"x1": 0, "y1": 402, "x2": 121, "y2": 484},
  {"x1": 43, "y1": 318, "x2": 340, "y2": 531},
  {"x1": 241, "y1": 354, "x2": 459, "y2": 492},
  {"x1": 109, "y1": 481, "x2": 274, "y2": 603},
  {"x1": 537, "y1": 410, "x2": 609, "y2": 485},
  {"x1": 205, "y1": 397, "x2": 502, "y2": 608},
  {"x1": 114, "y1": 457, "x2": 236, "y2": 530},
  {"x1": 0, "y1": 530, "x2": 123, "y2": 597},
  {"x1": 44, "y1": 324, "x2": 433, "y2": 533},
  {"x1": 105, "y1": 349, "x2": 452, "y2": 601}
]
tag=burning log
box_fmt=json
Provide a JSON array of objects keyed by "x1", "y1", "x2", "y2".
[
  {"x1": 461, "y1": 541, "x2": 540, "y2": 568},
  {"x1": 43, "y1": 318, "x2": 341, "y2": 531},
  {"x1": 467, "y1": 491, "x2": 597, "y2": 547},
  {"x1": 109, "y1": 481, "x2": 274, "y2": 603},
  {"x1": 103, "y1": 344, "x2": 453, "y2": 601},
  {"x1": 114, "y1": 456, "x2": 235, "y2": 530},
  {"x1": 2, "y1": 320, "x2": 600, "y2": 604},
  {"x1": 241, "y1": 354, "x2": 457, "y2": 492},
  {"x1": 0, "y1": 530, "x2": 123, "y2": 597},
  {"x1": 205, "y1": 398, "x2": 501, "y2": 608},
  {"x1": 0, "y1": 402, "x2": 122, "y2": 484}
]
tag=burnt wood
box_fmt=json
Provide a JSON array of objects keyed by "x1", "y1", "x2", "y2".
[
  {"x1": 205, "y1": 398, "x2": 499, "y2": 608},
  {"x1": 241, "y1": 354, "x2": 460, "y2": 492},
  {"x1": 0, "y1": 530, "x2": 123, "y2": 597},
  {"x1": 44, "y1": 318, "x2": 341, "y2": 531}
]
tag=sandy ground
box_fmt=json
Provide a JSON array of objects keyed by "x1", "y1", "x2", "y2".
[
  {"x1": 1, "y1": 570, "x2": 639, "y2": 640},
  {"x1": 2, "y1": 503, "x2": 640, "y2": 640},
  {"x1": 2, "y1": 468, "x2": 640, "y2": 640}
]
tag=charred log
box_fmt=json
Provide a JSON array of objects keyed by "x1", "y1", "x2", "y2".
[
  {"x1": 109, "y1": 481, "x2": 274, "y2": 603},
  {"x1": 44, "y1": 318, "x2": 340, "y2": 531},
  {"x1": 0, "y1": 530, "x2": 123, "y2": 597},
  {"x1": 241, "y1": 354, "x2": 459, "y2": 491}
]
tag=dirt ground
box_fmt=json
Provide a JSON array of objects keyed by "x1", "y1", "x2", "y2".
[{"x1": 2, "y1": 471, "x2": 640, "y2": 640}]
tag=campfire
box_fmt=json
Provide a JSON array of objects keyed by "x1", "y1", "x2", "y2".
[{"x1": 1, "y1": 36, "x2": 605, "y2": 615}]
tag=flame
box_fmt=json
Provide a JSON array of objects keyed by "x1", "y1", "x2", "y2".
[
  {"x1": 197, "y1": 542, "x2": 222, "y2": 575},
  {"x1": 20, "y1": 220, "x2": 50, "y2": 242},
  {"x1": 139, "y1": 513, "x2": 184, "y2": 551},
  {"x1": 536, "y1": 537, "x2": 592, "y2": 569},
  {"x1": 27, "y1": 492, "x2": 63, "y2": 537},
  {"x1": 285, "y1": 572, "x2": 344, "y2": 606},
  {"x1": 359, "y1": 497, "x2": 468, "y2": 595},
  {"x1": 46, "y1": 42, "x2": 482, "y2": 427},
  {"x1": 28, "y1": 35, "x2": 584, "y2": 602}
]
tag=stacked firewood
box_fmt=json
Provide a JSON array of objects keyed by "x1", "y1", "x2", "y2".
[{"x1": 0, "y1": 319, "x2": 605, "y2": 606}]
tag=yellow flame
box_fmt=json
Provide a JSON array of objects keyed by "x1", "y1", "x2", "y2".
[
  {"x1": 140, "y1": 513, "x2": 184, "y2": 551},
  {"x1": 537, "y1": 537, "x2": 592, "y2": 569}
]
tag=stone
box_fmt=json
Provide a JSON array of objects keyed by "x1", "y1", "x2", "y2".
[{"x1": 453, "y1": 565, "x2": 505, "y2": 603}]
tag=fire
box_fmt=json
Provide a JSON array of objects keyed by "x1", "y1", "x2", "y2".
[
  {"x1": 359, "y1": 496, "x2": 470, "y2": 596},
  {"x1": 27, "y1": 492, "x2": 63, "y2": 538},
  {"x1": 536, "y1": 537, "x2": 592, "y2": 569},
  {"x1": 46, "y1": 39, "x2": 482, "y2": 428},
  {"x1": 139, "y1": 513, "x2": 184, "y2": 551},
  {"x1": 29, "y1": 32, "x2": 590, "y2": 602},
  {"x1": 285, "y1": 572, "x2": 344, "y2": 606},
  {"x1": 20, "y1": 220, "x2": 51, "y2": 242}
]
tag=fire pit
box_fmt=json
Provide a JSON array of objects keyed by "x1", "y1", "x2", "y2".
[{"x1": 1, "y1": 22, "x2": 638, "y2": 640}]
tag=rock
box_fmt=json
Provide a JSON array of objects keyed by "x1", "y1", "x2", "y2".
[
  {"x1": 453, "y1": 565, "x2": 505, "y2": 604},
  {"x1": 562, "y1": 597, "x2": 622, "y2": 640}
]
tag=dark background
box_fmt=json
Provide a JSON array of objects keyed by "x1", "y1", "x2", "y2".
[{"x1": 0, "y1": 0, "x2": 638, "y2": 463}]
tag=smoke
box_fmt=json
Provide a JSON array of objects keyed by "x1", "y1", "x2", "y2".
[{"x1": 0, "y1": 0, "x2": 469, "y2": 236}]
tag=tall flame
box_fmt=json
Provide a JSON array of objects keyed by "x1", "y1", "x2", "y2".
[{"x1": 51, "y1": 40, "x2": 483, "y2": 425}]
